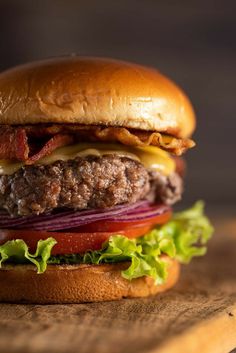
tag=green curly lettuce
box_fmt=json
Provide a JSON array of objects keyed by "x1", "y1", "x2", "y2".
[
  {"x1": 0, "y1": 202, "x2": 213, "y2": 283},
  {"x1": 0, "y1": 238, "x2": 57, "y2": 273}
]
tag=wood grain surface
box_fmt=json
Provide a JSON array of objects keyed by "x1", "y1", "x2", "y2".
[{"x1": 0, "y1": 216, "x2": 235, "y2": 353}]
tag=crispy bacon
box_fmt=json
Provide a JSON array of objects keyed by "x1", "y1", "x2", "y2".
[
  {"x1": 86, "y1": 126, "x2": 195, "y2": 155},
  {"x1": 25, "y1": 124, "x2": 195, "y2": 155},
  {"x1": 15, "y1": 128, "x2": 29, "y2": 160},
  {"x1": 0, "y1": 124, "x2": 195, "y2": 163},
  {"x1": 26, "y1": 134, "x2": 74, "y2": 164},
  {"x1": 0, "y1": 126, "x2": 73, "y2": 163},
  {"x1": 0, "y1": 127, "x2": 29, "y2": 161}
]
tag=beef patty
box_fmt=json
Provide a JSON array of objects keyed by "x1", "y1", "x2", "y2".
[{"x1": 0, "y1": 155, "x2": 183, "y2": 216}]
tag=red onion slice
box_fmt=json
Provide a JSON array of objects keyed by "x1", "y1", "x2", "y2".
[{"x1": 0, "y1": 201, "x2": 170, "y2": 231}]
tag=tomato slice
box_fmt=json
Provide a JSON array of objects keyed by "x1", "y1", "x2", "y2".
[
  {"x1": 0, "y1": 225, "x2": 152, "y2": 255},
  {"x1": 69, "y1": 210, "x2": 172, "y2": 233},
  {"x1": 0, "y1": 210, "x2": 171, "y2": 255}
]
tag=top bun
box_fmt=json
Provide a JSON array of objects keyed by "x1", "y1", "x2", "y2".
[{"x1": 0, "y1": 57, "x2": 196, "y2": 138}]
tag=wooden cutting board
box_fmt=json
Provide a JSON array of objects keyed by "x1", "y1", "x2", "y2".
[{"x1": 0, "y1": 215, "x2": 236, "y2": 353}]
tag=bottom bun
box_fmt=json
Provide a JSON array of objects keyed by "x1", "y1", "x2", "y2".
[{"x1": 0, "y1": 258, "x2": 180, "y2": 304}]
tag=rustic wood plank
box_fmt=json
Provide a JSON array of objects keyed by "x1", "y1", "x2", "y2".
[{"x1": 0, "y1": 216, "x2": 235, "y2": 353}]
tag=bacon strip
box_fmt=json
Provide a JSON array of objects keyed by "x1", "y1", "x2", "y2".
[
  {"x1": 89, "y1": 127, "x2": 195, "y2": 155},
  {"x1": 0, "y1": 126, "x2": 73, "y2": 163},
  {"x1": 15, "y1": 128, "x2": 29, "y2": 160},
  {"x1": 25, "y1": 124, "x2": 195, "y2": 155},
  {"x1": 0, "y1": 127, "x2": 29, "y2": 161},
  {"x1": 25, "y1": 134, "x2": 74, "y2": 164},
  {"x1": 0, "y1": 124, "x2": 195, "y2": 163}
]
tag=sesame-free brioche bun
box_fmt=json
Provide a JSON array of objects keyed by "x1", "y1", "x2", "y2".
[
  {"x1": 0, "y1": 57, "x2": 195, "y2": 138},
  {"x1": 0, "y1": 258, "x2": 180, "y2": 304}
]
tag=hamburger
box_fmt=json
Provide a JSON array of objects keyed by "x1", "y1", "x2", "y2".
[{"x1": 0, "y1": 57, "x2": 213, "y2": 303}]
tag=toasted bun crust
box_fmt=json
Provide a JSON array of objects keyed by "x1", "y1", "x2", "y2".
[
  {"x1": 0, "y1": 57, "x2": 195, "y2": 138},
  {"x1": 0, "y1": 259, "x2": 180, "y2": 304}
]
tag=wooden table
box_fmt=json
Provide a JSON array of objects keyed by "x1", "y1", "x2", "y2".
[{"x1": 0, "y1": 216, "x2": 235, "y2": 353}]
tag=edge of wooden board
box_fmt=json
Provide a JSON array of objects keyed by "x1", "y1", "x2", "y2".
[{"x1": 153, "y1": 304, "x2": 236, "y2": 353}]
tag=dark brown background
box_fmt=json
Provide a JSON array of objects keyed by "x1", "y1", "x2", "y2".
[{"x1": 0, "y1": 0, "x2": 235, "y2": 208}]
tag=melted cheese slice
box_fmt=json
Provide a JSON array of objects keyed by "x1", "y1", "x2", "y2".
[{"x1": 0, "y1": 143, "x2": 175, "y2": 176}]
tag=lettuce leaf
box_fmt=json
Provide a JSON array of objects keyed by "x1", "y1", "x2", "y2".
[
  {"x1": 174, "y1": 201, "x2": 213, "y2": 262},
  {"x1": 0, "y1": 202, "x2": 213, "y2": 282},
  {"x1": 0, "y1": 238, "x2": 57, "y2": 273}
]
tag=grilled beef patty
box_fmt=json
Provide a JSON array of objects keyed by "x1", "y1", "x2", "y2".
[{"x1": 0, "y1": 155, "x2": 182, "y2": 216}]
